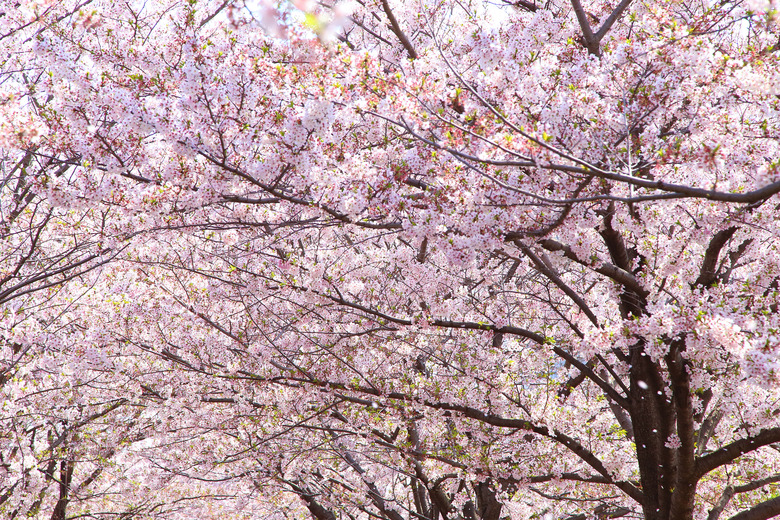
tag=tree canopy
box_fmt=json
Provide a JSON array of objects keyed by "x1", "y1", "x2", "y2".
[{"x1": 1, "y1": 0, "x2": 780, "y2": 519}]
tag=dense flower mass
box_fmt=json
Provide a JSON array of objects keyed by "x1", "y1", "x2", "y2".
[{"x1": 1, "y1": 0, "x2": 780, "y2": 519}]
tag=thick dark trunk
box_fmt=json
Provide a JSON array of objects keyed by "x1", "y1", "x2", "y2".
[
  {"x1": 474, "y1": 481, "x2": 502, "y2": 520},
  {"x1": 667, "y1": 339, "x2": 697, "y2": 520},
  {"x1": 629, "y1": 344, "x2": 672, "y2": 520},
  {"x1": 50, "y1": 459, "x2": 74, "y2": 520},
  {"x1": 628, "y1": 339, "x2": 699, "y2": 520}
]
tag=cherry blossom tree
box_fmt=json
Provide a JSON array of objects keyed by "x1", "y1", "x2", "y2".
[
  {"x1": 0, "y1": 24, "x2": 131, "y2": 516},
  {"x1": 2, "y1": 0, "x2": 780, "y2": 519}
]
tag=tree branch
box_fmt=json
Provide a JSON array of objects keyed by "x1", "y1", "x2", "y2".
[
  {"x1": 695, "y1": 227, "x2": 737, "y2": 287},
  {"x1": 197, "y1": 152, "x2": 403, "y2": 231},
  {"x1": 727, "y1": 496, "x2": 780, "y2": 520},
  {"x1": 302, "y1": 283, "x2": 547, "y2": 344},
  {"x1": 708, "y1": 474, "x2": 780, "y2": 520},
  {"x1": 280, "y1": 377, "x2": 645, "y2": 504},
  {"x1": 594, "y1": 0, "x2": 635, "y2": 40},
  {"x1": 518, "y1": 242, "x2": 600, "y2": 327},
  {"x1": 696, "y1": 428, "x2": 780, "y2": 478},
  {"x1": 380, "y1": 0, "x2": 418, "y2": 59},
  {"x1": 571, "y1": 0, "x2": 600, "y2": 54},
  {"x1": 286, "y1": 480, "x2": 338, "y2": 520},
  {"x1": 380, "y1": 104, "x2": 780, "y2": 205},
  {"x1": 552, "y1": 347, "x2": 630, "y2": 409},
  {"x1": 537, "y1": 238, "x2": 647, "y2": 295}
]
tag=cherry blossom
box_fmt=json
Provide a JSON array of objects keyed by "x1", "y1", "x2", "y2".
[{"x1": 2, "y1": 0, "x2": 780, "y2": 519}]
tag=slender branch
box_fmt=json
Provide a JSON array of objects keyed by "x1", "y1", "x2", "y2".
[
  {"x1": 528, "y1": 473, "x2": 612, "y2": 484},
  {"x1": 552, "y1": 347, "x2": 630, "y2": 409},
  {"x1": 47, "y1": 399, "x2": 128, "y2": 452},
  {"x1": 0, "y1": 250, "x2": 120, "y2": 306},
  {"x1": 537, "y1": 238, "x2": 647, "y2": 295},
  {"x1": 197, "y1": 151, "x2": 403, "y2": 230},
  {"x1": 517, "y1": 242, "x2": 600, "y2": 327},
  {"x1": 596, "y1": 354, "x2": 630, "y2": 397},
  {"x1": 275, "y1": 377, "x2": 645, "y2": 504},
  {"x1": 0, "y1": 209, "x2": 51, "y2": 288},
  {"x1": 347, "y1": 14, "x2": 394, "y2": 46},
  {"x1": 0, "y1": 251, "x2": 103, "y2": 304},
  {"x1": 304, "y1": 283, "x2": 547, "y2": 344},
  {"x1": 370, "y1": 108, "x2": 780, "y2": 205},
  {"x1": 199, "y1": 0, "x2": 231, "y2": 27},
  {"x1": 380, "y1": 0, "x2": 418, "y2": 59}
]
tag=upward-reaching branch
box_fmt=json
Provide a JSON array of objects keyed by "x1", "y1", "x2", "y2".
[
  {"x1": 571, "y1": 0, "x2": 600, "y2": 55},
  {"x1": 594, "y1": 0, "x2": 635, "y2": 40},
  {"x1": 572, "y1": 0, "x2": 635, "y2": 55},
  {"x1": 695, "y1": 227, "x2": 738, "y2": 287}
]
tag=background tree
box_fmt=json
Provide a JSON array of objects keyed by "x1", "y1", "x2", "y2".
[
  {"x1": 0, "y1": 13, "x2": 132, "y2": 514},
  {"x1": 1, "y1": 0, "x2": 780, "y2": 519}
]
